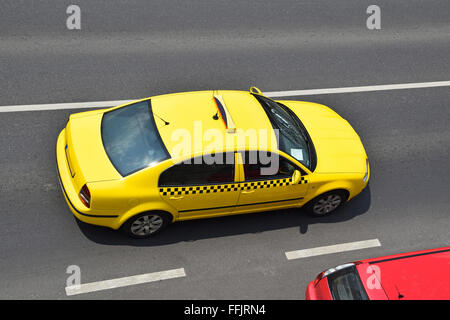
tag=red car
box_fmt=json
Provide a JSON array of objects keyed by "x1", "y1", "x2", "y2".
[{"x1": 306, "y1": 246, "x2": 450, "y2": 300}]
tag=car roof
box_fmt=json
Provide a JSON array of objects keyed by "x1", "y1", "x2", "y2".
[
  {"x1": 151, "y1": 90, "x2": 277, "y2": 160},
  {"x1": 357, "y1": 247, "x2": 450, "y2": 300}
]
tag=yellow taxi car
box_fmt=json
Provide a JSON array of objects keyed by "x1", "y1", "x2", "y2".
[{"x1": 56, "y1": 87, "x2": 369, "y2": 238}]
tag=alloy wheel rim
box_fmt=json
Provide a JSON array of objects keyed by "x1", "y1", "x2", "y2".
[
  {"x1": 130, "y1": 215, "x2": 163, "y2": 236},
  {"x1": 312, "y1": 195, "x2": 341, "y2": 215}
]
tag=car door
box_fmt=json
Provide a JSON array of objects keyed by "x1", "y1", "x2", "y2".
[
  {"x1": 158, "y1": 152, "x2": 241, "y2": 220},
  {"x1": 233, "y1": 150, "x2": 310, "y2": 214}
]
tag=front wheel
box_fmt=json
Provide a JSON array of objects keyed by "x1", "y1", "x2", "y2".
[
  {"x1": 304, "y1": 191, "x2": 347, "y2": 217},
  {"x1": 122, "y1": 212, "x2": 172, "y2": 238}
]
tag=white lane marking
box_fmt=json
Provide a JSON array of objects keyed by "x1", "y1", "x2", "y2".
[
  {"x1": 65, "y1": 268, "x2": 186, "y2": 296},
  {"x1": 0, "y1": 99, "x2": 135, "y2": 113},
  {"x1": 1, "y1": 80, "x2": 449, "y2": 113},
  {"x1": 265, "y1": 80, "x2": 450, "y2": 97},
  {"x1": 285, "y1": 239, "x2": 381, "y2": 260}
]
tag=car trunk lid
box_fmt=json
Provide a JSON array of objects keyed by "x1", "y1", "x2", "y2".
[{"x1": 65, "y1": 112, "x2": 122, "y2": 193}]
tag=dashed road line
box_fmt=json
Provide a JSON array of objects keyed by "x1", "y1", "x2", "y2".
[
  {"x1": 1, "y1": 80, "x2": 449, "y2": 112},
  {"x1": 65, "y1": 268, "x2": 186, "y2": 296},
  {"x1": 285, "y1": 239, "x2": 382, "y2": 260}
]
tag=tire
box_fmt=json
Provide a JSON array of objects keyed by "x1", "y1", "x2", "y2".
[
  {"x1": 122, "y1": 211, "x2": 172, "y2": 238},
  {"x1": 304, "y1": 190, "x2": 347, "y2": 217}
]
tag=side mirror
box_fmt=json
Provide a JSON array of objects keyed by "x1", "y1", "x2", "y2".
[
  {"x1": 250, "y1": 86, "x2": 262, "y2": 95},
  {"x1": 291, "y1": 170, "x2": 301, "y2": 184}
]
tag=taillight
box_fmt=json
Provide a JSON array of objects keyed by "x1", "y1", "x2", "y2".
[{"x1": 79, "y1": 184, "x2": 91, "y2": 208}]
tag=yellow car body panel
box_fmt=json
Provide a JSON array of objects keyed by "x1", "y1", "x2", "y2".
[
  {"x1": 152, "y1": 90, "x2": 278, "y2": 158},
  {"x1": 56, "y1": 90, "x2": 369, "y2": 230},
  {"x1": 56, "y1": 129, "x2": 120, "y2": 228},
  {"x1": 65, "y1": 113, "x2": 121, "y2": 183},
  {"x1": 277, "y1": 100, "x2": 367, "y2": 174}
]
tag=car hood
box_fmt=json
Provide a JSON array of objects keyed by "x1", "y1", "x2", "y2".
[
  {"x1": 277, "y1": 100, "x2": 367, "y2": 174},
  {"x1": 65, "y1": 110, "x2": 122, "y2": 189}
]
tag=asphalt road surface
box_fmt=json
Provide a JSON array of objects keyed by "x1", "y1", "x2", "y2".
[{"x1": 0, "y1": 1, "x2": 449, "y2": 299}]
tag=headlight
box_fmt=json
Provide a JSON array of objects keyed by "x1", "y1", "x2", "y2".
[{"x1": 363, "y1": 159, "x2": 369, "y2": 182}]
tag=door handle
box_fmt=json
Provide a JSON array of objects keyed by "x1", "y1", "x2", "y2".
[
  {"x1": 241, "y1": 189, "x2": 255, "y2": 194},
  {"x1": 169, "y1": 195, "x2": 184, "y2": 200}
]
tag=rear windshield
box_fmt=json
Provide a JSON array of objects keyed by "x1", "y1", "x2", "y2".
[
  {"x1": 327, "y1": 266, "x2": 369, "y2": 300},
  {"x1": 101, "y1": 100, "x2": 169, "y2": 176}
]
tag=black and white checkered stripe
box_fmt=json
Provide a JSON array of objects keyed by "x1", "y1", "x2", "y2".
[{"x1": 159, "y1": 176, "x2": 308, "y2": 196}]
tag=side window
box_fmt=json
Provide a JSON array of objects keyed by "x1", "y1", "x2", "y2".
[
  {"x1": 240, "y1": 151, "x2": 301, "y2": 182},
  {"x1": 159, "y1": 153, "x2": 235, "y2": 187}
]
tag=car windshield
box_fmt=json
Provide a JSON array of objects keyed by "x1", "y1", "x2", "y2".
[
  {"x1": 101, "y1": 100, "x2": 169, "y2": 176},
  {"x1": 254, "y1": 95, "x2": 313, "y2": 170},
  {"x1": 327, "y1": 266, "x2": 369, "y2": 300}
]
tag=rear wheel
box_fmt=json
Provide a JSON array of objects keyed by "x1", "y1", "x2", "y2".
[
  {"x1": 122, "y1": 212, "x2": 172, "y2": 238},
  {"x1": 305, "y1": 190, "x2": 347, "y2": 217}
]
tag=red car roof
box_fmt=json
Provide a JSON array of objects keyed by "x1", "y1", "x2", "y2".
[{"x1": 357, "y1": 247, "x2": 450, "y2": 300}]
